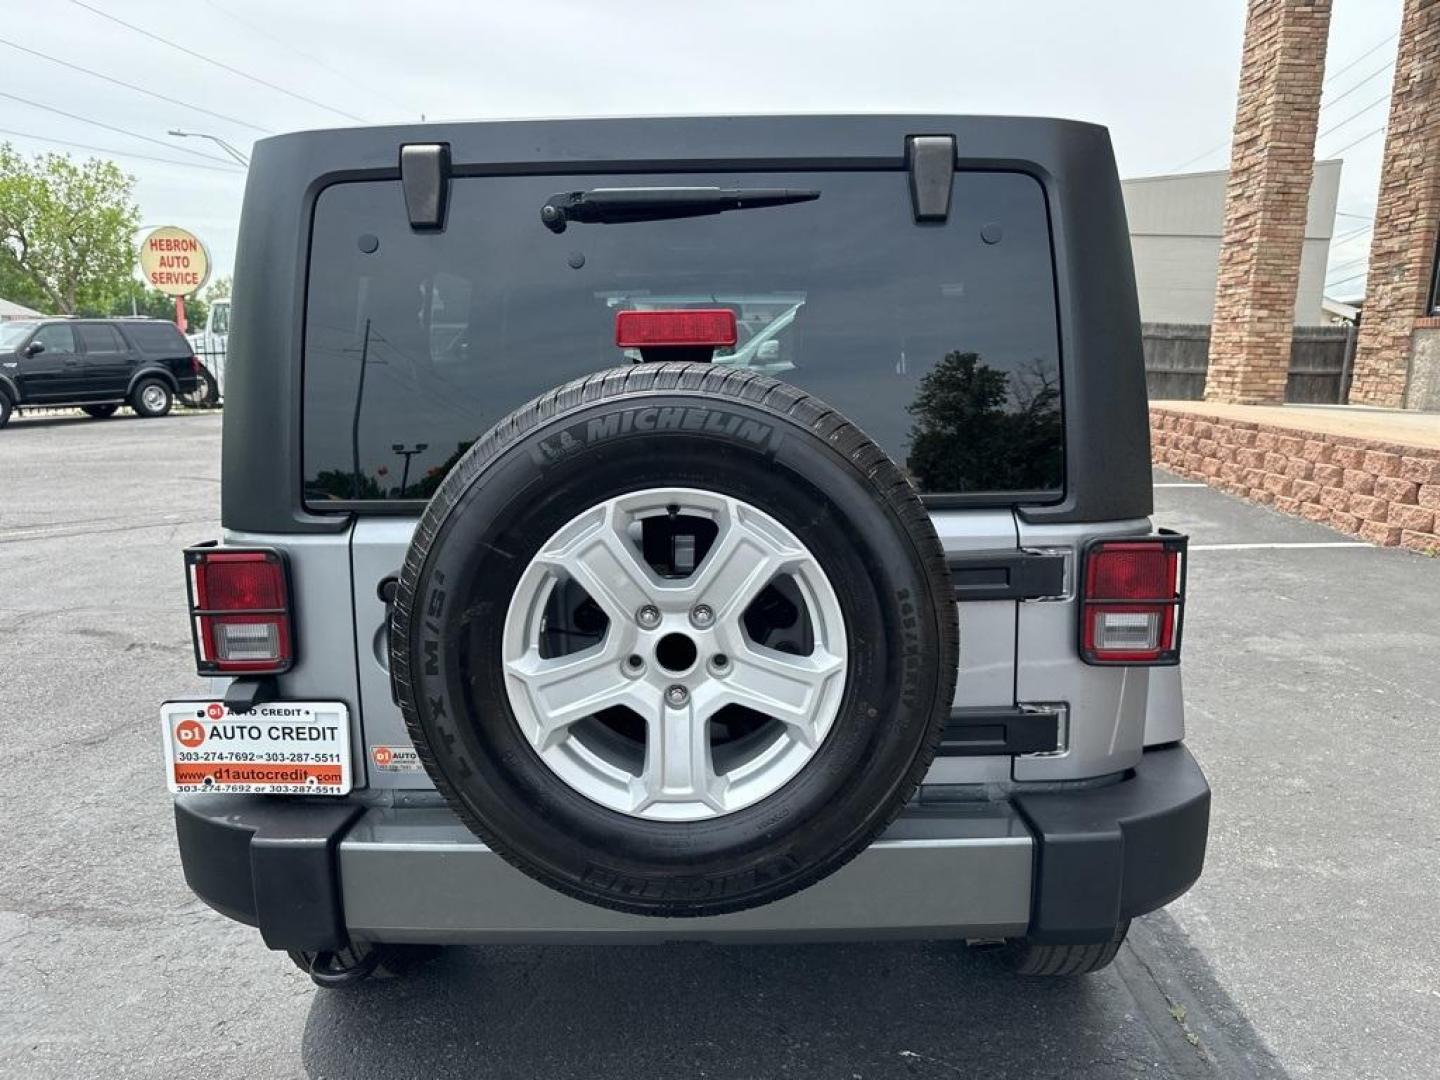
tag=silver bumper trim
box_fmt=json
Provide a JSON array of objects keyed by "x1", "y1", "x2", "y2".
[{"x1": 339, "y1": 804, "x2": 1033, "y2": 944}]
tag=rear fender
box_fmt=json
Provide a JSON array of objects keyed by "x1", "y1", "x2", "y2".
[{"x1": 127, "y1": 365, "x2": 180, "y2": 395}]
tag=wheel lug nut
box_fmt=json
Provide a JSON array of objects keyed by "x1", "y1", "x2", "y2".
[
  {"x1": 690, "y1": 604, "x2": 715, "y2": 629},
  {"x1": 636, "y1": 604, "x2": 661, "y2": 629},
  {"x1": 665, "y1": 684, "x2": 689, "y2": 707}
]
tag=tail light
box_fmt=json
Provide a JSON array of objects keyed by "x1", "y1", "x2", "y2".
[
  {"x1": 190, "y1": 355, "x2": 202, "y2": 373},
  {"x1": 1079, "y1": 534, "x2": 1186, "y2": 665},
  {"x1": 615, "y1": 309, "x2": 738, "y2": 349},
  {"x1": 185, "y1": 546, "x2": 294, "y2": 674}
]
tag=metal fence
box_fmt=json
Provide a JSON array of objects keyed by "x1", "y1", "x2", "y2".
[
  {"x1": 1141, "y1": 322, "x2": 1356, "y2": 404},
  {"x1": 191, "y1": 337, "x2": 228, "y2": 403}
]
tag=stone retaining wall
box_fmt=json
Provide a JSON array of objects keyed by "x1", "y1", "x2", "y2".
[{"x1": 1150, "y1": 406, "x2": 1440, "y2": 554}]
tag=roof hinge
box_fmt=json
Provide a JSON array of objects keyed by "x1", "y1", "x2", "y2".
[
  {"x1": 399, "y1": 143, "x2": 452, "y2": 231},
  {"x1": 906, "y1": 135, "x2": 955, "y2": 223}
]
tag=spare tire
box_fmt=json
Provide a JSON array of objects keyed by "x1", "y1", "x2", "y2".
[{"x1": 391, "y1": 363, "x2": 957, "y2": 917}]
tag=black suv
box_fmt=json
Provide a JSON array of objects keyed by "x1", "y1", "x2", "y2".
[{"x1": 0, "y1": 317, "x2": 200, "y2": 427}]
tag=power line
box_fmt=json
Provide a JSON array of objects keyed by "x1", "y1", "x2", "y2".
[
  {"x1": 1323, "y1": 31, "x2": 1398, "y2": 86},
  {"x1": 1166, "y1": 29, "x2": 1400, "y2": 174},
  {"x1": 0, "y1": 126, "x2": 245, "y2": 173},
  {"x1": 1325, "y1": 269, "x2": 1368, "y2": 291},
  {"x1": 1323, "y1": 123, "x2": 1387, "y2": 159},
  {"x1": 0, "y1": 37, "x2": 271, "y2": 135},
  {"x1": 1317, "y1": 92, "x2": 1391, "y2": 141},
  {"x1": 1326, "y1": 251, "x2": 1370, "y2": 276},
  {"x1": 1331, "y1": 222, "x2": 1374, "y2": 244},
  {"x1": 201, "y1": 0, "x2": 420, "y2": 118},
  {"x1": 1318, "y1": 59, "x2": 1394, "y2": 114},
  {"x1": 67, "y1": 0, "x2": 368, "y2": 124},
  {"x1": 0, "y1": 90, "x2": 237, "y2": 164},
  {"x1": 1170, "y1": 141, "x2": 1230, "y2": 174}
]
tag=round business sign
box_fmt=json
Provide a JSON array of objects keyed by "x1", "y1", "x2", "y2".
[{"x1": 139, "y1": 225, "x2": 210, "y2": 297}]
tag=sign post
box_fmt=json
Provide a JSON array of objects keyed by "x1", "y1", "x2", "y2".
[{"x1": 138, "y1": 226, "x2": 210, "y2": 333}]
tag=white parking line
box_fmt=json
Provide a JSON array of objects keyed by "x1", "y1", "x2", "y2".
[
  {"x1": 1189, "y1": 541, "x2": 1371, "y2": 551},
  {"x1": 1153, "y1": 482, "x2": 1207, "y2": 488}
]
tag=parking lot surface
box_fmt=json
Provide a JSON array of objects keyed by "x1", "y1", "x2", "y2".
[{"x1": 1, "y1": 413, "x2": 1436, "y2": 1079}]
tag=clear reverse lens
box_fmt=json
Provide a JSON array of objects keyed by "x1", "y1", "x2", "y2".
[
  {"x1": 215, "y1": 621, "x2": 280, "y2": 661},
  {"x1": 1092, "y1": 610, "x2": 1160, "y2": 651}
]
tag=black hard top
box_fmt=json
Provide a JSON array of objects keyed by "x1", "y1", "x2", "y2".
[{"x1": 224, "y1": 114, "x2": 1151, "y2": 532}]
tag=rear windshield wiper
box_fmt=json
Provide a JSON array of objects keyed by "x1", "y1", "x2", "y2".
[{"x1": 541, "y1": 187, "x2": 820, "y2": 233}]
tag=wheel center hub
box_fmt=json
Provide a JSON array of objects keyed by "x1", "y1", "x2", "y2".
[{"x1": 654, "y1": 632, "x2": 698, "y2": 674}]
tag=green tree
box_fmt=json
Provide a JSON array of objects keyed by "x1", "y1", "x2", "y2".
[
  {"x1": 202, "y1": 274, "x2": 231, "y2": 303},
  {"x1": 95, "y1": 279, "x2": 206, "y2": 329},
  {"x1": 0, "y1": 144, "x2": 141, "y2": 314},
  {"x1": 905, "y1": 351, "x2": 1062, "y2": 493}
]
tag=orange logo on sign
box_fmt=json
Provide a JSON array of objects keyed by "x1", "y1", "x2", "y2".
[
  {"x1": 176, "y1": 719, "x2": 207, "y2": 748},
  {"x1": 372, "y1": 747, "x2": 393, "y2": 767},
  {"x1": 206, "y1": 703, "x2": 224, "y2": 720}
]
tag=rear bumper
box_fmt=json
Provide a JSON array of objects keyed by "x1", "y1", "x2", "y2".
[{"x1": 173, "y1": 744, "x2": 1208, "y2": 950}]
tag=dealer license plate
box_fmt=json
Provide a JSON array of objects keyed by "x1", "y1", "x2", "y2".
[{"x1": 160, "y1": 700, "x2": 352, "y2": 795}]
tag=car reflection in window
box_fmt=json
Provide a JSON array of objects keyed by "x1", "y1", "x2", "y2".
[{"x1": 604, "y1": 293, "x2": 806, "y2": 374}]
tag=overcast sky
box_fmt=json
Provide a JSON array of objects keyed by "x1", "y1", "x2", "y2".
[{"x1": 0, "y1": 0, "x2": 1404, "y2": 296}]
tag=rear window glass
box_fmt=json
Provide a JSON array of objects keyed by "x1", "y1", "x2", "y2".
[
  {"x1": 125, "y1": 321, "x2": 187, "y2": 354},
  {"x1": 303, "y1": 170, "x2": 1061, "y2": 504}
]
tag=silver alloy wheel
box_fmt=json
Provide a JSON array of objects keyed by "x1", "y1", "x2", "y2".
[
  {"x1": 141, "y1": 384, "x2": 168, "y2": 412},
  {"x1": 501, "y1": 487, "x2": 848, "y2": 822}
]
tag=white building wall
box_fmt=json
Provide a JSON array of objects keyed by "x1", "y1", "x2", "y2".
[{"x1": 1123, "y1": 159, "x2": 1341, "y2": 327}]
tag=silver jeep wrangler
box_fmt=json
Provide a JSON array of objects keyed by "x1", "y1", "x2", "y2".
[{"x1": 163, "y1": 114, "x2": 1208, "y2": 985}]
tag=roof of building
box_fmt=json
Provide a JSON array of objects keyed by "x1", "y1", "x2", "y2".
[{"x1": 0, "y1": 296, "x2": 46, "y2": 320}]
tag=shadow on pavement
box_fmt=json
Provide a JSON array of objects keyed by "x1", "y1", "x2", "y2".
[{"x1": 300, "y1": 912, "x2": 1285, "y2": 1080}]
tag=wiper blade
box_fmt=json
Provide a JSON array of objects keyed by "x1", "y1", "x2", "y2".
[{"x1": 541, "y1": 187, "x2": 820, "y2": 233}]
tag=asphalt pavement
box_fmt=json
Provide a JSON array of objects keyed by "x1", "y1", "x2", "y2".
[{"x1": 1, "y1": 411, "x2": 1435, "y2": 1079}]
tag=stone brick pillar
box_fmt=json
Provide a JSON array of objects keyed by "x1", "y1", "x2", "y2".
[
  {"x1": 1205, "y1": 0, "x2": 1332, "y2": 404},
  {"x1": 1350, "y1": 0, "x2": 1440, "y2": 410}
]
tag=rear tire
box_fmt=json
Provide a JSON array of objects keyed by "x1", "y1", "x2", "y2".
[
  {"x1": 181, "y1": 366, "x2": 219, "y2": 409},
  {"x1": 130, "y1": 378, "x2": 173, "y2": 418},
  {"x1": 82, "y1": 403, "x2": 119, "y2": 419},
  {"x1": 994, "y1": 920, "x2": 1130, "y2": 976}
]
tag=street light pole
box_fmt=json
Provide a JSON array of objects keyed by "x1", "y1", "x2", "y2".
[{"x1": 167, "y1": 129, "x2": 250, "y2": 167}]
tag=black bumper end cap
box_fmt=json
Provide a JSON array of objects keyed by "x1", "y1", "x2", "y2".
[
  {"x1": 174, "y1": 795, "x2": 364, "y2": 953},
  {"x1": 1014, "y1": 743, "x2": 1210, "y2": 945}
]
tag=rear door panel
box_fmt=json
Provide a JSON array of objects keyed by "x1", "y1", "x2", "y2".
[
  {"x1": 76, "y1": 323, "x2": 134, "y2": 398},
  {"x1": 351, "y1": 509, "x2": 1026, "y2": 791},
  {"x1": 1011, "y1": 516, "x2": 1154, "y2": 781},
  {"x1": 350, "y1": 518, "x2": 421, "y2": 790}
]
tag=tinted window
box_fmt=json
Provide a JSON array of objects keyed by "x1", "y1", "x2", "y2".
[
  {"x1": 78, "y1": 324, "x2": 126, "y2": 352},
  {"x1": 0, "y1": 321, "x2": 35, "y2": 349},
  {"x1": 303, "y1": 171, "x2": 1061, "y2": 504},
  {"x1": 125, "y1": 321, "x2": 187, "y2": 354},
  {"x1": 33, "y1": 324, "x2": 76, "y2": 353}
]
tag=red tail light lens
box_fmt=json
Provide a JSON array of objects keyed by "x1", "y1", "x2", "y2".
[
  {"x1": 615, "y1": 309, "x2": 738, "y2": 349},
  {"x1": 190, "y1": 355, "x2": 202, "y2": 373},
  {"x1": 1079, "y1": 535, "x2": 1186, "y2": 665},
  {"x1": 185, "y1": 548, "x2": 294, "y2": 674}
]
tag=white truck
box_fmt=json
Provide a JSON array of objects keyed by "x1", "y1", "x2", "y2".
[{"x1": 186, "y1": 298, "x2": 229, "y2": 402}]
